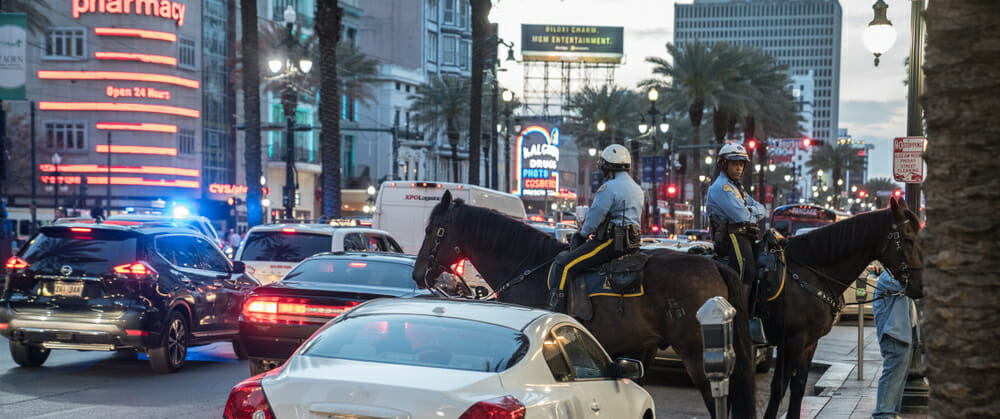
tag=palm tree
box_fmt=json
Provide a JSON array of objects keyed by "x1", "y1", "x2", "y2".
[
  {"x1": 923, "y1": 3, "x2": 999, "y2": 416},
  {"x1": 805, "y1": 142, "x2": 866, "y2": 209},
  {"x1": 642, "y1": 39, "x2": 735, "y2": 229},
  {"x1": 239, "y1": 0, "x2": 264, "y2": 226},
  {"x1": 861, "y1": 177, "x2": 897, "y2": 208},
  {"x1": 316, "y1": 0, "x2": 344, "y2": 218},
  {"x1": 408, "y1": 75, "x2": 471, "y2": 182},
  {"x1": 467, "y1": 0, "x2": 493, "y2": 186},
  {"x1": 562, "y1": 85, "x2": 643, "y2": 151}
]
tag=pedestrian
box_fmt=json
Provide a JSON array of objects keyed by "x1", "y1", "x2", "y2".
[
  {"x1": 706, "y1": 142, "x2": 768, "y2": 344},
  {"x1": 872, "y1": 264, "x2": 919, "y2": 419},
  {"x1": 545, "y1": 144, "x2": 643, "y2": 312},
  {"x1": 227, "y1": 228, "x2": 242, "y2": 248}
]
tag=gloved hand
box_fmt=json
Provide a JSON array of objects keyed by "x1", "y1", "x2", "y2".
[{"x1": 570, "y1": 232, "x2": 586, "y2": 249}]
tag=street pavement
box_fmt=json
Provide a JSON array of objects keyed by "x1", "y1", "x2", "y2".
[{"x1": 798, "y1": 319, "x2": 929, "y2": 419}]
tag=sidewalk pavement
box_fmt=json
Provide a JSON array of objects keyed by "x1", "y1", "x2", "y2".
[{"x1": 794, "y1": 321, "x2": 929, "y2": 419}]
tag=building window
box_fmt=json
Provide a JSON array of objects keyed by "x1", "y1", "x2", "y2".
[
  {"x1": 444, "y1": 0, "x2": 456, "y2": 24},
  {"x1": 44, "y1": 121, "x2": 86, "y2": 150},
  {"x1": 428, "y1": 0, "x2": 439, "y2": 22},
  {"x1": 44, "y1": 27, "x2": 85, "y2": 59},
  {"x1": 459, "y1": 39, "x2": 470, "y2": 69},
  {"x1": 179, "y1": 38, "x2": 196, "y2": 69},
  {"x1": 458, "y1": 0, "x2": 469, "y2": 28},
  {"x1": 426, "y1": 31, "x2": 437, "y2": 63},
  {"x1": 344, "y1": 27, "x2": 358, "y2": 47},
  {"x1": 443, "y1": 35, "x2": 457, "y2": 66},
  {"x1": 179, "y1": 129, "x2": 195, "y2": 154}
]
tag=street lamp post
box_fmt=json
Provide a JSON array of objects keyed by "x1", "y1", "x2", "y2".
[
  {"x1": 52, "y1": 153, "x2": 62, "y2": 220},
  {"x1": 502, "y1": 89, "x2": 514, "y2": 191},
  {"x1": 268, "y1": 6, "x2": 313, "y2": 220},
  {"x1": 638, "y1": 89, "x2": 670, "y2": 233}
]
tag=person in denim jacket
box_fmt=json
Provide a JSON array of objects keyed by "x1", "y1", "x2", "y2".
[{"x1": 872, "y1": 266, "x2": 918, "y2": 419}]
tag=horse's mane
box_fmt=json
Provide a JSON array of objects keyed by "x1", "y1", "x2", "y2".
[
  {"x1": 447, "y1": 199, "x2": 568, "y2": 260},
  {"x1": 784, "y1": 208, "x2": 893, "y2": 265}
]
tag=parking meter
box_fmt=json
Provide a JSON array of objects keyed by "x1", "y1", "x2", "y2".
[
  {"x1": 697, "y1": 296, "x2": 736, "y2": 418},
  {"x1": 855, "y1": 277, "x2": 868, "y2": 302}
]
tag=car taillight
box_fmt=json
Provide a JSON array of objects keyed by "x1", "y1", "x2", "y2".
[
  {"x1": 451, "y1": 259, "x2": 467, "y2": 276},
  {"x1": 113, "y1": 261, "x2": 157, "y2": 276},
  {"x1": 223, "y1": 372, "x2": 277, "y2": 419},
  {"x1": 458, "y1": 396, "x2": 525, "y2": 419},
  {"x1": 242, "y1": 296, "x2": 360, "y2": 325},
  {"x1": 5, "y1": 256, "x2": 29, "y2": 270}
]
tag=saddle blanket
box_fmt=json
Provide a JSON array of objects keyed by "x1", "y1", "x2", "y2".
[{"x1": 578, "y1": 270, "x2": 644, "y2": 298}]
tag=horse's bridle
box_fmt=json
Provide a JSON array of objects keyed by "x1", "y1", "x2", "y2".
[
  {"x1": 880, "y1": 218, "x2": 923, "y2": 289},
  {"x1": 420, "y1": 206, "x2": 465, "y2": 293}
]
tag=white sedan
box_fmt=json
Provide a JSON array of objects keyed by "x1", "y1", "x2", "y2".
[{"x1": 224, "y1": 298, "x2": 655, "y2": 419}]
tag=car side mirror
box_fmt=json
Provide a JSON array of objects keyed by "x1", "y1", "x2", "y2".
[
  {"x1": 614, "y1": 357, "x2": 644, "y2": 380},
  {"x1": 474, "y1": 286, "x2": 490, "y2": 299},
  {"x1": 231, "y1": 261, "x2": 246, "y2": 274}
]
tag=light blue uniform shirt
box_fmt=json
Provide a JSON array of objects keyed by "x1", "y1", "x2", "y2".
[
  {"x1": 580, "y1": 171, "x2": 644, "y2": 237},
  {"x1": 873, "y1": 270, "x2": 918, "y2": 344},
  {"x1": 706, "y1": 175, "x2": 766, "y2": 224}
]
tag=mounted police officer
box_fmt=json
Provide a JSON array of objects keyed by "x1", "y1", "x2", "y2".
[
  {"x1": 546, "y1": 144, "x2": 643, "y2": 312},
  {"x1": 707, "y1": 143, "x2": 768, "y2": 344}
]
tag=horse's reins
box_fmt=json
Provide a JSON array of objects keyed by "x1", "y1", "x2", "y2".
[{"x1": 783, "y1": 217, "x2": 916, "y2": 311}]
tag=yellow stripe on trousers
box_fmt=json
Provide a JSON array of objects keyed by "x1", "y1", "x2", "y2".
[
  {"x1": 557, "y1": 238, "x2": 615, "y2": 290},
  {"x1": 729, "y1": 233, "x2": 744, "y2": 279}
]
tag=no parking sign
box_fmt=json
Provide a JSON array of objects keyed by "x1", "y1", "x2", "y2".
[{"x1": 893, "y1": 137, "x2": 924, "y2": 183}]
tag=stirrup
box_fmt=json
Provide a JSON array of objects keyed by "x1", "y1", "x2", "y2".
[
  {"x1": 750, "y1": 318, "x2": 768, "y2": 346},
  {"x1": 546, "y1": 289, "x2": 566, "y2": 312}
]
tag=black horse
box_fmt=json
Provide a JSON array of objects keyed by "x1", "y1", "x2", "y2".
[
  {"x1": 412, "y1": 190, "x2": 757, "y2": 419},
  {"x1": 760, "y1": 196, "x2": 924, "y2": 419}
]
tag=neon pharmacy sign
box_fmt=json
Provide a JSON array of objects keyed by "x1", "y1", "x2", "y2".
[
  {"x1": 514, "y1": 124, "x2": 560, "y2": 197},
  {"x1": 73, "y1": 0, "x2": 187, "y2": 27}
]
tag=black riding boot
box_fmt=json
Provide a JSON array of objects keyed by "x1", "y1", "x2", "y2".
[{"x1": 546, "y1": 259, "x2": 568, "y2": 312}]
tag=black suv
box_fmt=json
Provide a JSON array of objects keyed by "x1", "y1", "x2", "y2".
[{"x1": 1, "y1": 223, "x2": 259, "y2": 373}]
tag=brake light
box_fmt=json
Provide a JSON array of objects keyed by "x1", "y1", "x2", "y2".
[
  {"x1": 113, "y1": 261, "x2": 157, "y2": 276},
  {"x1": 6, "y1": 256, "x2": 29, "y2": 270},
  {"x1": 223, "y1": 372, "x2": 277, "y2": 419},
  {"x1": 458, "y1": 396, "x2": 525, "y2": 419},
  {"x1": 281, "y1": 228, "x2": 296, "y2": 233},
  {"x1": 242, "y1": 296, "x2": 360, "y2": 325},
  {"x1": 451, "y1": 259, "x2": 467, "y2": 276},
  {"x1": 348, "y1": 262, "x2": 367, "y2": 268},
  {"x1": 69, "y1": 227, "x2": 92, "y2": 233}
]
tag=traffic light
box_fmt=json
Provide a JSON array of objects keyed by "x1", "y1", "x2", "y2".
[
  {"x1": 666, "y1": 184, "x2": 678, "y2": 197},
  {"x1": 893, "y1": 189, "x2": 903, "y2": 198},
  {"x1": 802, "y1": 138, "x2": 812, "y2": 148},
  {"x1": 858, "y1": 190, "x2": 868, "y2": 199},
  {"x1": 747, "y1": 139, "x2": 757, "y2": 151}
]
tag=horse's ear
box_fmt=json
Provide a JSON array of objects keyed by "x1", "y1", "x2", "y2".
[
  {"x1": 889, "y1": 196, "x2": 906, "y2": 219},
  {"x1": 440, "y1": 190, "x2": 453, "y2": 208}
]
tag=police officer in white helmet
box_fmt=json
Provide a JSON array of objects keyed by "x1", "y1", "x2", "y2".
[
  {"x1": 707, "y1": 142, "x2": 768, "y2": 343},
  {"x1": 546, "y1": 144, "x2": 644, "y2": 312}
]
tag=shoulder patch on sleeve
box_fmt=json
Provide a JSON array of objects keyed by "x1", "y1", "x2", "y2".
[
  {"x1": 597, "y1": 184, "x2": 607, "y2": 192},
  {"x1": 722, "y1": 184, "x2": 734, "y2": 193}
]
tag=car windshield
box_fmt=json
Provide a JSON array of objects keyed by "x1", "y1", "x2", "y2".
[
  {"x1": 240, "y1": 231, "x2": 330, "y2": 262},
  {"x1": 283, "y1": 259, "x2": 415, "y2": 289},
  {"x1": 20, "y1": 228, "x2": 138, "y2": 275},
  {"x1": 303, "y1": 314, "x2": 529, "y2": 372}
]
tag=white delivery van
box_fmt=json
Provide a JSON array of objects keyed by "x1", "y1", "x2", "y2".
[{"x1": 373, "y1": 181, "x2": 527, "y2": 290}]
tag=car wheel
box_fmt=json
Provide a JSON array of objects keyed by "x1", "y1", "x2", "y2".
[
  {"x1": 755, "y1": 347, "x2": 774, "y2": 373},
  {"x1": 249, "y1": 358, "x2": 271, "y2": 376},
  {"x1": 10, "y1": 340, "x2": 50, "y2": 367},
  {"x1": 232, "y1": 338, "x2": 249, "y2": 360},
  {"x1": 149, "y1": 311, "x2": 189, "y2": 373}
]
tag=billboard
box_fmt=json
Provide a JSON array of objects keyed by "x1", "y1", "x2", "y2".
[
  {"x1": 0, "y1": 13, "x2": 26, "y2": 100},
  {"x1": 513, "y1": 122, "x2": 560, "y2": 198},
  {"x1": 521, "y1": 24, "x2": 623, "y2": 63}
]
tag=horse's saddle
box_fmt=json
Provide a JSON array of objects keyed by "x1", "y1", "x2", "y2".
[
  {"x1": 566, "y1": 252, "x2": 649, "y2": 321},
  {"x1": 755, "y1": 229, "x2": 788, "y2": 302}
]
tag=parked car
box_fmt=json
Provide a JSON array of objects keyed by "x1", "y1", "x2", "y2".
[
  {"x1": 641, "y1": 236, "x2": 715, "y2": 255},
  {"x1": 1, "y1": 223, "x2": 259, "y2": 373},
  {"x1": 106, "y1": 214, "x2": 224, "y2": 249},
  {"x1": 683, "y1": 229, "x2": 712, "y2": 241},
  {"x1": 239, "y1": 252, "x2": 431, "y2": 375},
  {"x1": 527, "y1": 221, "x2": 577, "y2": 243},
  {"x1": 234, "y1": 223, "x2": 403, "y2": 285},
  {"x1": 224, "y1": 298, "x2": 654, "y2": 419}
]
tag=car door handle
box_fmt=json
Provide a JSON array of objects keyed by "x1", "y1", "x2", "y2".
[{"x1": 590, "y1": 399, "x2": 600, "y2": 412}]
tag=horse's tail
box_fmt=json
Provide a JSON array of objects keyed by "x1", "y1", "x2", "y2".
[{"x1": 717, "y1": 262, "x2": 757, "y2": 419}]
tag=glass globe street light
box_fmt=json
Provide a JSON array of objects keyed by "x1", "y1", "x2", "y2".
[
  {"x1": 596, "y1": 120, "x2": 606, "y2": 132},
  {"x1": 862, "y1": 0, "x2": 896, "y2": 67},
  {"x1": 588, "y1": 148, "x2": 597, "y2": 157}
]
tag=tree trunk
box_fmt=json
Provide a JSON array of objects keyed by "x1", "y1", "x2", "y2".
[
  {"x1": 690, "y1": 102, "x2": 704, "y2": 229},
  {"x1": 467, "y1": 0, "x2": 492, "y2": 186},
  {"x1": 922, "y1": 1, "x2": 1000, "y2": 416},
  {"x1": 240, "y1": 0, "x2": 263, "y2": 226},
  {"x1": 317, "y1": 0, "x2": 343, "y2": 218}
]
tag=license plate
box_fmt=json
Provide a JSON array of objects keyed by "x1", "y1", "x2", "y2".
[{"x1": 54, "y1": 281, "x2": 84, "y2": 297}]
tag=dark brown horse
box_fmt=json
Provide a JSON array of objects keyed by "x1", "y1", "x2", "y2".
[
  {"x1": 761, "y1": 197, "x2": 923, "y2": 419},
  {"x1": 411, "y1": 190, "x2": 757, "y2": 419}
]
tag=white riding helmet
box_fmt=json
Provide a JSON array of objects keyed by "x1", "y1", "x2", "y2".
[
  {"x1": 599, "y1": 144, "x2": 632, "y2": 172},
  {"x1": 718, "y1": 143, "x2": 750, "y2": 162}
]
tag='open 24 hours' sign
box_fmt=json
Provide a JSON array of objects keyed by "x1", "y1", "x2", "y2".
[{"x1": 893, "y1": 137, "x2": 925, "y2": 183}]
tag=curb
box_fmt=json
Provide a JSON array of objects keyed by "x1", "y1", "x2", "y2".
[{"x1": 811, "y1": 359, "x2": 853, "y2": 396}]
